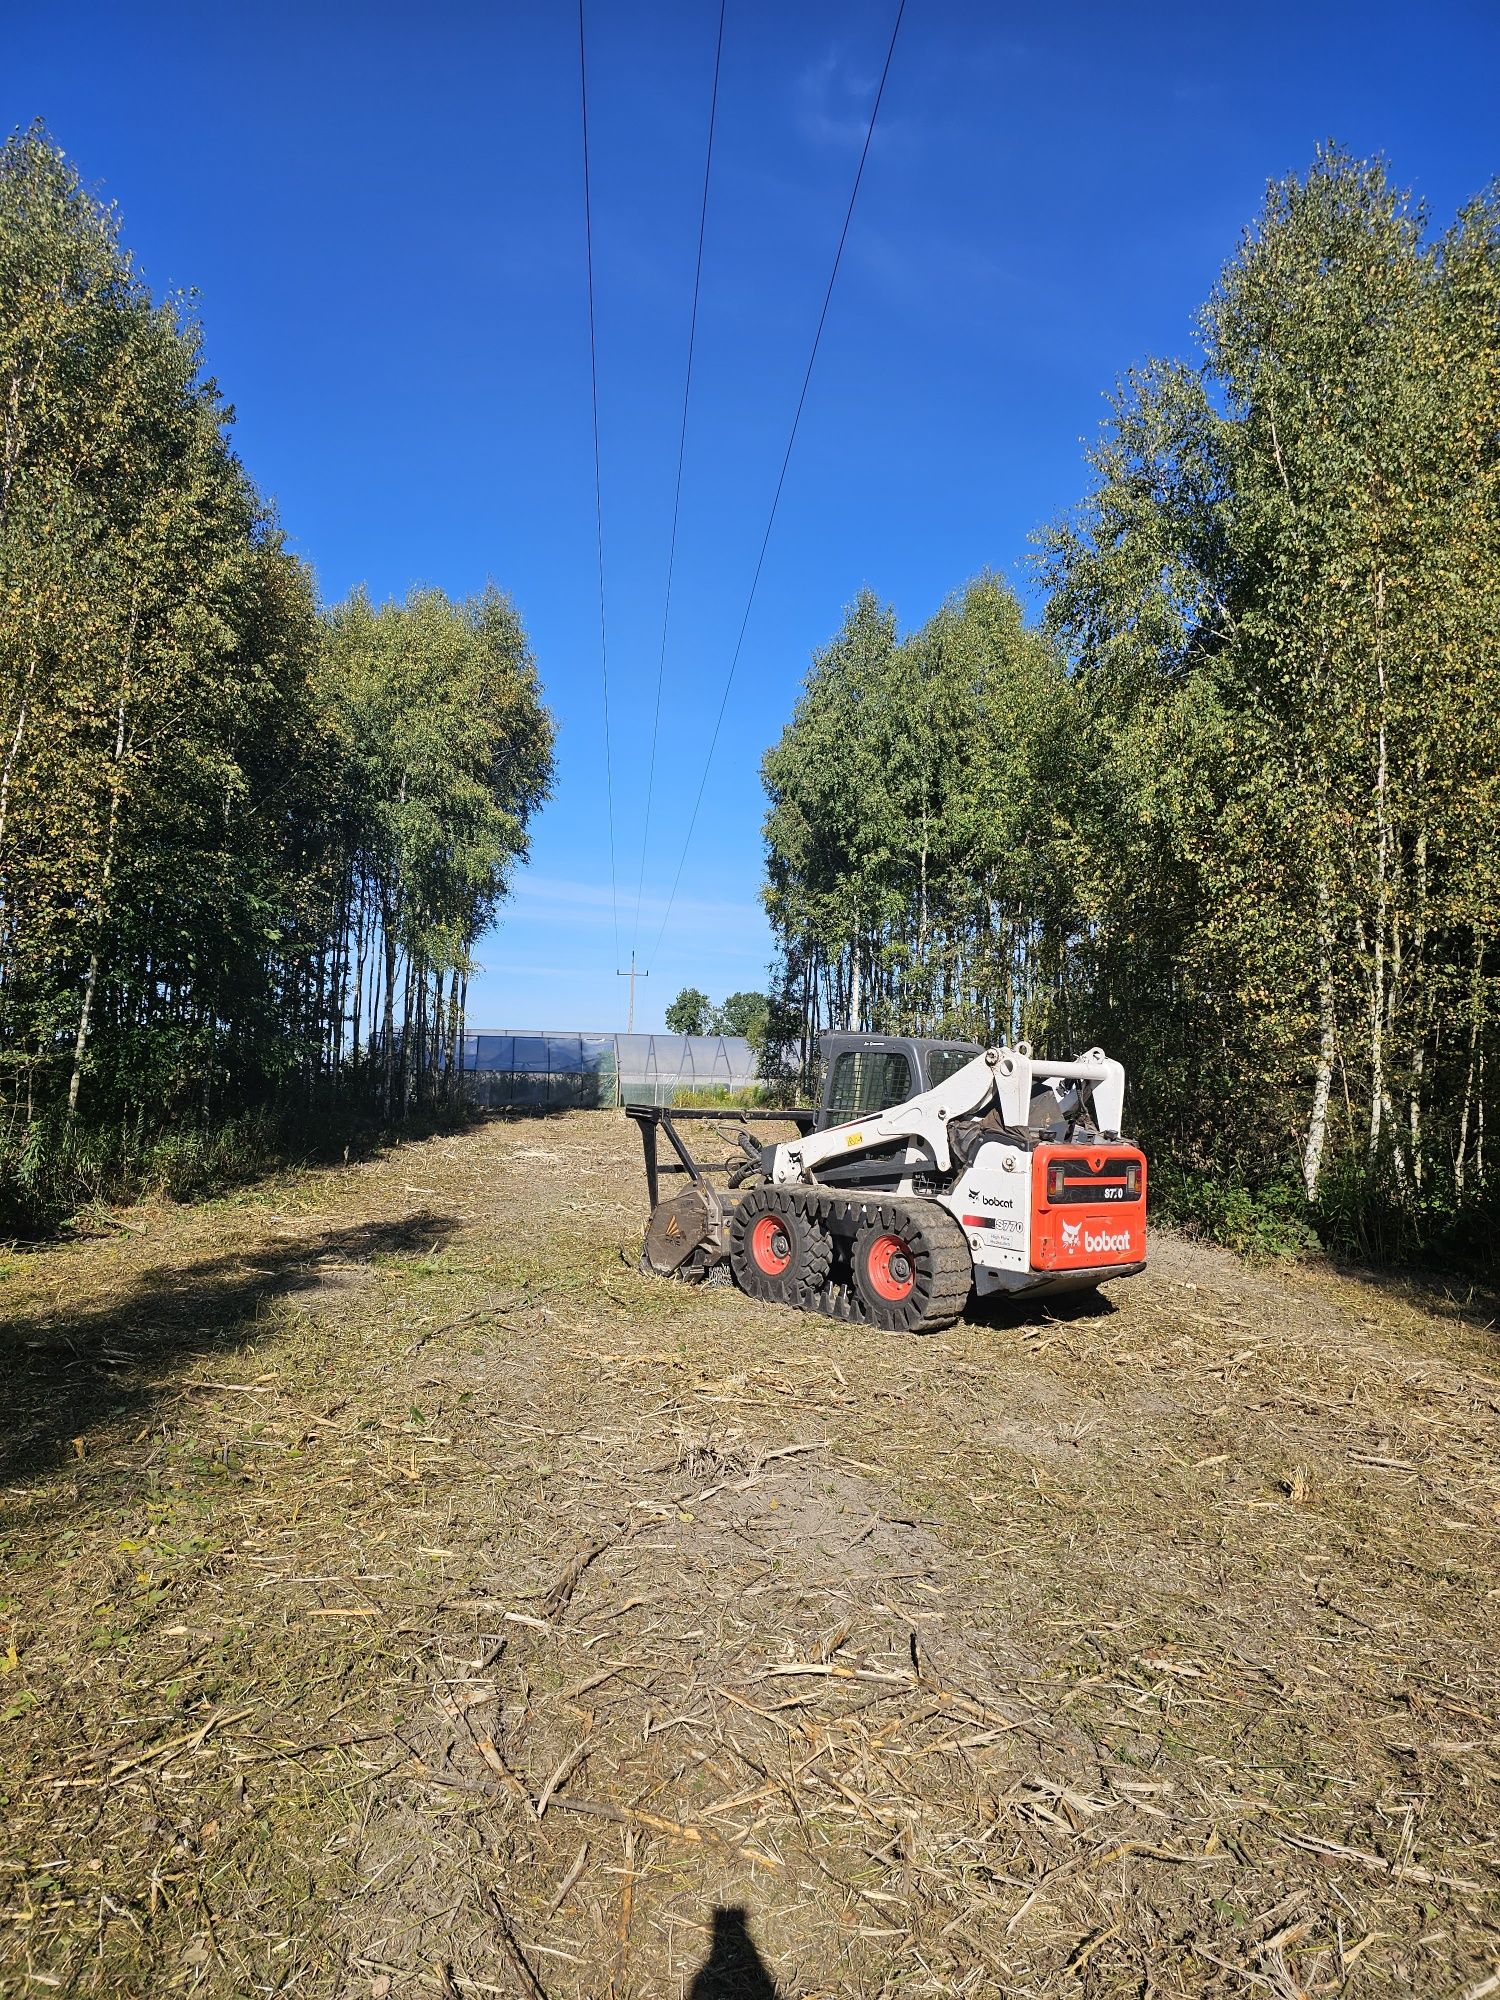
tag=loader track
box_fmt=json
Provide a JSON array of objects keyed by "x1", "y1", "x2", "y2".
[{"x1": 729, "y1": 1185, "x2": 971, "y2": 1334}]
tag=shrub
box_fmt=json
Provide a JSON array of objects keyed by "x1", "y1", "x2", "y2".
[{"x1": 1150, "y1": 1164, "x2": 1321, "y2": 1259}]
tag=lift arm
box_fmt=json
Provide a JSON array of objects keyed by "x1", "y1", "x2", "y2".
[{"x1": 765, "y1": 1045, "x2": 1126, "y2": 1185}]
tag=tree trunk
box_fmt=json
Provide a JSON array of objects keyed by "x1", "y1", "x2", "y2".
[
  {"x1": 380, "y1": 898, "x2": 397, "y2": 1118},
  {"x1": 446, "y1": 966, "x2": 463, "y2": 1102},
  {"x1": 350, "y1": 876, "x2": 367, "y2": 1081},
  {"x1": 1456, "y1": 941, "x2": 1484, "y2": 1198},
  {"x1": 0, "y1": 641, "x2": 37, "y2": 875},
  {"x1": 68, "y1": 615, "x2": 135, "y2": 1120},
  {"x1": 399, "y1": 953, "x2": 413, "y2": 1114},
  {"x1": 1366, "y1": 577, "x2": 1389, "y2": 1162},
  {"x1": 1302, "y1": 878, "x2": 1337, "y2": 1201}
]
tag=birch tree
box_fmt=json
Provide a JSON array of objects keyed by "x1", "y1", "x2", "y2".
[{"x1": 0, "y1": 128, "x2": 555, "y2": 1218}]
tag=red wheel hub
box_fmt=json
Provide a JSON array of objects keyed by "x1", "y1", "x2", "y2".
[
  {"x1": 750, "y1": 1214, "x2": 792, "y2": 1276},
  {"x1": 866, "y1": 1232, "x2": 916, "y2": 1303}
]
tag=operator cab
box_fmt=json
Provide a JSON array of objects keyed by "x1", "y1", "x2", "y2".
[{"x1": 814, "y1": 1034, "x2": 981, "y2": 1133}]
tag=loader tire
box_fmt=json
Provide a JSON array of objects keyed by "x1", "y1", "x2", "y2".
[
  {"x1": 850, "y1": 1199, "x2": 971, "y2": 1334},
  {"x1": 729, "y1": 1187, "x2": 833, "y2": 1310}
]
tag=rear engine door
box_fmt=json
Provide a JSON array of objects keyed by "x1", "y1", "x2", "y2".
[{"x1": 1029, "y1": 1144, "x2": 1147, "y2": 1270}]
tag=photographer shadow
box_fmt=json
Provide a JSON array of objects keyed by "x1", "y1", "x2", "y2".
[{"x1": 688, "y1": 1906, "x2": 782, "y2": 1999}]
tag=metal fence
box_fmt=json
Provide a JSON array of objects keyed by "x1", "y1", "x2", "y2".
[{"x1": 459, "y1": 1031, "x2": 757, "y2": 1110}]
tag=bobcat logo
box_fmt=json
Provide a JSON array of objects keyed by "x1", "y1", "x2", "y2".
[{"x1": 1061, "y1": 1219, "x2": 1082, "y2": 1250}]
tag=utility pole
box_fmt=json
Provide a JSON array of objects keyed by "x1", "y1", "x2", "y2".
[{"x1": 616, "y1": 951, "x2": 649, "y2": 1033}]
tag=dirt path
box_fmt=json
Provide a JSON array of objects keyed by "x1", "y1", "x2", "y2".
[{"x1": 2, "y1": 1112, "x2": 1497, "y2": 1996}]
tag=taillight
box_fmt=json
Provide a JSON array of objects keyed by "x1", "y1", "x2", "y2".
[
  {"x1": 1047, "y1": 1162, "x2": 1066, "y2": 1199},
  {"x1": 1125, "y1": 1160, "x2": 1140, "y2": 1197}
]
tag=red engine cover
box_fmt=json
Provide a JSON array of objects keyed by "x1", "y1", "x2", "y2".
[{"x1": 1029, "y1": 1143, "x2": 1148, "y2": 1270}]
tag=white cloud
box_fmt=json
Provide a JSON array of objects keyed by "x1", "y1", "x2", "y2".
[{"x1": 791, "y1": 44, "x2": 913, "y2": 155}]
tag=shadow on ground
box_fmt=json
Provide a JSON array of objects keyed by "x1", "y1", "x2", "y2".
[
  {"x1": 688, "y1": 1907, "x2": 782, "y2": 1999},
  {"x1": 965, "y1": 1282, "x2": 1121, "y2": 1330},
  {"x1": 0, "y1": 1210, "x2": 457, "y2": 1492}
]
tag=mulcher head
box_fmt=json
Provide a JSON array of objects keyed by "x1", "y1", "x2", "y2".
[{"x1": 640, "y1": 1183, "x2": 727, "y2": 1282}]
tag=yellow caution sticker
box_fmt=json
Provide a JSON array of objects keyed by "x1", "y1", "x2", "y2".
[{"x1": 845, "y1": 1131, "x2": 863, "y2": 1147}]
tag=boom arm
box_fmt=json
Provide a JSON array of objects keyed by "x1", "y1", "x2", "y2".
[{"x1": 766, "y1": 1045, "x2": 1126, "y2": 1186}]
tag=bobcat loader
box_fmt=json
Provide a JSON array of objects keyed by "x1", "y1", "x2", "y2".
[{"x1": 629, "y1": 1034, "x2": 1146, "y2": 1334}]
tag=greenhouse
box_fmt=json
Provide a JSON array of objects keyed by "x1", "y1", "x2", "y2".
[
  {"x1": 613, "y1": 1033, "x2": 758, "y2": 1107},
  {"x1": 459, "y1": 1031, "x2": 757, "y2": 1110}
]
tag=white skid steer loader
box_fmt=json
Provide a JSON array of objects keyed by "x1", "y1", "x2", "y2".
[{"x1": 628, "y1": 1034, "x2": 1147, "y2": 1334}]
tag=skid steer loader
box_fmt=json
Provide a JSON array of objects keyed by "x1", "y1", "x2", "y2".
[{"x1": 628, "y1": 1034, "x2": 1146, "y2": 1333}]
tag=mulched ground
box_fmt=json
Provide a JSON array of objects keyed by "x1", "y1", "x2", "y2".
[{"x1": 1, "y1": 1110, "x2": 1497, "y2": 1997}]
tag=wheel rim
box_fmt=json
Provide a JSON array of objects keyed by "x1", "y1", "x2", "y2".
[
  {"x1": 750, "y1": 1214, "x2": 792, "y2": 1276},
  {"x1": 866, "y1": 1232, "x2": 916, "y2": 1303}
]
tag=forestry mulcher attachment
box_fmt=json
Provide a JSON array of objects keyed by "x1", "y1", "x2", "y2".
[{"x1": 629, "y1": 1035, "x2": 1147, "y2": 1334}]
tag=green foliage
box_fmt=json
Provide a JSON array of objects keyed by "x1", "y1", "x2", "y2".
[
  {"x1": 668, "y1": 1082, "x2": 780, "y2": 1109},
  {"x1": 2, "y1": 1107, "x2": 290, "y2": 1225},
  {"x1": 1039, "y1": 146, "x2": 1499, "y2": 1262},
  {"x1": 664, "y1": 987, "x2": 711, "y2": 1036},
  {"x1": 713, "y1": 991, "x2": 769, "y2": 1045},
  {"x1": 763, "y1": 150, "x2": 1499, "y2": 1270},
  {"x1": 0, "y1": 123, "x2": 320, "y2": 1129},
  {"x1": 317, "y1": 583, "x2": 554, "y2": 1115},
  {"x1": 663, "y1": 987, "x2": 769, "y2": 1050},
  {"x1": 0, "y1": 126, "x2": 554, "y2": 1225},
  {"x1": 1149, "y1": 1167, "x2": 1321, "y2": 1260},
  {"x1": 761, "y1": 573, "x2": 1079, "y2": 1070}
]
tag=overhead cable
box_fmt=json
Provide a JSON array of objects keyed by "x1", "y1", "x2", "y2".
[
  {"x1": 645, "y1": 0, "x2": 908, "y2": 973},
  {"x1": 578, "y1": 0, "x2": 621, "y2": 966},
  {"x1": 630, "y1": 0, "x2": 728, "y2": 963}
]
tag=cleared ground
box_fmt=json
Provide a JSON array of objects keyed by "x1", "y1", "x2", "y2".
[{"x1": 1, "y1": 1110, "x2": 1497, "y2": 1998}]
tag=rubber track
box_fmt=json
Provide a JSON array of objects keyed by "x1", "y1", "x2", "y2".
[
  {"x1": 729, "y1": 1185, "x2": 970, "y2": 1334},
  {"x1": 729, "y1": 1185, "x2": 833, "y2": 1308}
]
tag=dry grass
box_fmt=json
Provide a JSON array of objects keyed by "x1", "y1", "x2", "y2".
[{"x1": 1, "y1": 1110, "x2": 1497, "y2": 1996}]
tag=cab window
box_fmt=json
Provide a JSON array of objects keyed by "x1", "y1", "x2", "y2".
[
  {"x1": 925, "y1": 1046, "x2": 979, "y2": 1090},
  {"x1": 827, "y1": 1051, "x2": 912, "y2": 1120}
]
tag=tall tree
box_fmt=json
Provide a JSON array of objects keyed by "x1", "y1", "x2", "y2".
[
  {"x1": 1040, "y1": 149, "x2": 1500, "y2": 1237},
  {"x1": 712, "y1": 991, "x2": 769, "y2": 1047},
  {"x1": 0, "y1": 123, "x2": 321, "y2": 1130},
  {"x1": 665, "y1": 987, "x2": 711, "y2": 1036},
  {"x1": 763, "y1": 151, "x2": 1499, "y2": 1259},
  {"x1": 762, "y1": 576, "x2": 1077, "y2": 1075},
  {"x1": 316, "y1": 585, "x2": 554, "y2": 1113},
  {"x1": 0, "y1": 128, "x2": 555, "y2": 1220}
]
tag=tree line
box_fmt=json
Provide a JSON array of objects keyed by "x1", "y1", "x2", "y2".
[
  {"x1": 761, "y1": 150, "x2": 1499, "y2": 1264},
  {"x1": 663, "y1": 987, "x2": 768, "y2": 1044},
  {"x1": 0, "y1": 127, "x2": 552, "y2": 1222}
]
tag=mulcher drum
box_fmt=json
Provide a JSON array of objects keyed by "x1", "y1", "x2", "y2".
[{"x1": 640, "y1": 1183, "x2": 726, "y2": 1283}]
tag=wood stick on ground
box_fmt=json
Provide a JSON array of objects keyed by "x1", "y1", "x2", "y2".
[
  {"x1": 544, "y1": 1842, "x2": 589, "y2": 1920},
  {"x1": 486, "y1": 1894, "x2": 548, "y2": 1999},
  {"x1": 536, "y1": 1735, "x2": 594, "y2": 1818}
]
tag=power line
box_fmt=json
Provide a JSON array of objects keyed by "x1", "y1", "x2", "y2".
[
  {"x1": 644, "y1": 0, "x2": 907, "y2": 975},
  {"x1": 578, "y1": 0, "x2": 621, "y2": 968},
  {"x1": 630, "y1": 0, "x2": 727, "y2": 964}
]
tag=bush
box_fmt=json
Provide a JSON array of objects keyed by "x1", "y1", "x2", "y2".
[
  {"x1": 0, "y1": 1106, "x2": 289, "y2": 1232},
  {"x1": 1124, "y1": 1150, "x2": 1497, "y2": 1277},
  {"x1": 1150, "y1": 1163, "x2": 1321, "y2": 1259},
  {"x1": 665, "y1": 1084, "x2": 782, "y2": 1110},
  {"x1": 0, "y1": 1093, "x2": 479, "y2": 1236},
  {"x1": 1312, "y1": 1155, "x2": 1499, "y2": 1276}
]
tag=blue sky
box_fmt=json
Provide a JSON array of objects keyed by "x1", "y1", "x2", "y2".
[{"x1": 9, "y1": 0, "x2": 1498, "y2": 1030}]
